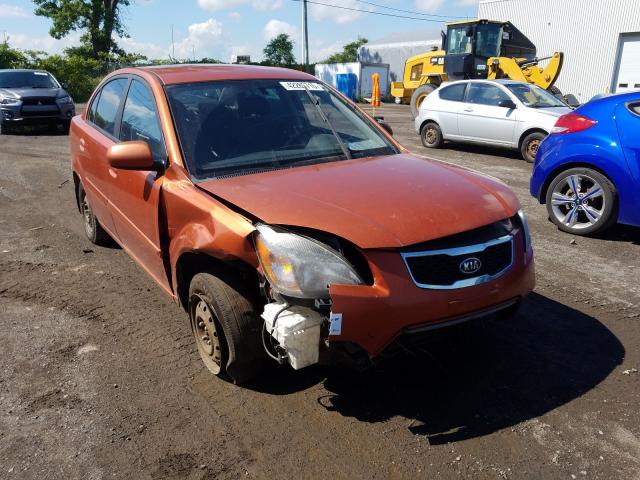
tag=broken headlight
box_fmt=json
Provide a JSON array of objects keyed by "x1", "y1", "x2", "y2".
[{"x1": 255, "y1": 224, "x2": 364, "y2": 299}]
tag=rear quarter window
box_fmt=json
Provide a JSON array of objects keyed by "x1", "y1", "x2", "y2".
[
  {"x1": 93, "y1": 78, "x2": 129, "y2": 137},
  {"x1": 439, "y1": 83, "x2": 466, "y2": 102},
  {"x1": 628, "y1": 102, "x2": 640, "y2": 116}
]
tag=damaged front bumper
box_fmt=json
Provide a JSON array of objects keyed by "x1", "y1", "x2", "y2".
[{"x1": 262, "y1": 231, "x2": 535, "y2": 370}]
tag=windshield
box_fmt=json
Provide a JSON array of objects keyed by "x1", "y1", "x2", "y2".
[
  {"x1": 475, "y1": 24, "x2": 502, "y2": 58},
  {"x1": 0, "y1": 71, "x2": 59, "y2": 89},
  {"x1": 447, "y1": 26, "x2": 472, "y2": 55},
  {"x1": 166, "y1": 79, "x2": 397, "y2": 180},
  {"x1": 505, "y1": 83, "x2": 567, "y2": 108}
]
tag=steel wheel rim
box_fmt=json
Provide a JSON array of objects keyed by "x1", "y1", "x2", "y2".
[
  {"x1": 191, "y1": 295, "x2": 222, "y2": 374},
  {"x1": 81, "y1": 195, "x2": 95, "y2": 238},
  {"x1": 527, "y1": 138, "x2": 541, "y2": 159},
  {"x1": 425, "y1": 127, "x2": 437, "y2": 145},
  {"x1": 551, "y1": 174, "x2": 605, "y2": 230}
]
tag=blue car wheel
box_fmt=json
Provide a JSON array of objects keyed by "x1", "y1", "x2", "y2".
[{"x1": 545, "y1": 167, "x2": 617, "y2": 235}]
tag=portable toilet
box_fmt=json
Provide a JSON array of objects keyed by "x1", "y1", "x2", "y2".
[{"x1": 336, "y1": 73, "x2": 358, "y2": 100}]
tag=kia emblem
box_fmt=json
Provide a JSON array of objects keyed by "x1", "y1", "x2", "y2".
[
  {"x1": 459, "y1": 257, "x2": 482, "y2": 275},
  {"x1": 37, "y1": 100, "x2": 42, "y2": 105}
]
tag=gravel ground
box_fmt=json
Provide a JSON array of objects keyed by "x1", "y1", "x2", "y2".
[{"x1": 1, "y1": 104, "x2": 639, "y2": 479}]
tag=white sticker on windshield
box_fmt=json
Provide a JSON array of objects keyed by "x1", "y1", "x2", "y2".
[
  {"x1": 34, "y1": 72, "x2": 49, "y2": 76},
  {"x1": 280, "y1": 81, "x2": 324, "y2": 91},
  {"x1": 329, "y1": 312, "x2": 342, "y2": 336}
]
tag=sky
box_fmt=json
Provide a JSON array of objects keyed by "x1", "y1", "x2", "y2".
[{"x1": 0, "y1": 0, "x2": 480, "y2": 63}]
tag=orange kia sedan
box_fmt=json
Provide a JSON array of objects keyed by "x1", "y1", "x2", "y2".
[{"x1": 70, "y1": 65, "x2": 534, "y2": 384}]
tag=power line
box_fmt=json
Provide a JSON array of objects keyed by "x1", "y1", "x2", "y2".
[
  {"x1": 355, "y1": 0, "x2": 469, "y2": 19},
  {"x1": 288, "y1": 0, "x2": 459, "y2": 22}
]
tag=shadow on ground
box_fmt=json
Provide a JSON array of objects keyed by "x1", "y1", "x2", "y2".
[
  {"x1": 250, "y1": 292, "x2": 624, "y2": 444},
  {"x1": 445, "y1": 141, "x2": 524, "y2": 162},
  {"x1": 592, "y1": 223, "x2": 640, "y2": 246}
]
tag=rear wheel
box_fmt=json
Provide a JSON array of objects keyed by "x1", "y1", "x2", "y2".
[
  {"x1": 420, "y1": 122, "x2": 443, "y2": 149},
  {"x1": 410, "y1": 84, "x2": 436, "y2": 118},
  {"x1": 545, "y1": 168, "x2": 617, "y2": 235},
  {"x1": 520, "y1": 132, "x2": 546, "y2": 163},
  {"x1": 78, "y1": 183, "x2": 111, "y2": 245},
  {"x1": 188, "y1": 271, "x2": 264, "y2": 385}
]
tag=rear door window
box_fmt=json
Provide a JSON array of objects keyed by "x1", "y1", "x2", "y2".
[
  {"x1": 439, "y1": 83, "x2": 467, "y2": 102},
  {"x1": 466, "y1": 83, "x2": 511, "y2": 106},
  {"x1": 88, "y1": 91, "x2": 101, "y2": 123},
  {"x1": 120, "y1": 79, "x2": 167, "y2": 162},
  {"x1": 93, "y1": 78, "x2": 128, "y2": 137}
]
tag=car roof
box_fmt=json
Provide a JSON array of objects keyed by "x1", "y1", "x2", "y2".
[
  {"x1": 0, "y1": 69, "x2": 50, "y2": 74},
  {"x1": 136, "y1": 64, "x2": 315, "y2": 85}
]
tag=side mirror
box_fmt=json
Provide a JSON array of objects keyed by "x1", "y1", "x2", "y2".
[
  {"x1": 107, "y1": 141, "x2": 158, "y2": 171},
  {"x1": 498, "y1": 99, "x2": 517, "y2": 110},
  {"x1": 61, "y1": 82, "x2": 69, "y2": 90},
  {"x1": 374, "y1": 116, "x2": 393, "y2": 136}
]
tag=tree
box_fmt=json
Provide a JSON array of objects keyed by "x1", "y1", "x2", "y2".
[
  {"x1": 33, "y1": 0, "x2": 131, "y2": 58},
  {"x1": 0, "y1": 40, "x2": 27, "y2": 69},
  {"x1": 263, "y1": 34, "x2": 295, "y2": 66},
  {"x1": 324, "y1": 36, "x2": 368, "y2": 64}
]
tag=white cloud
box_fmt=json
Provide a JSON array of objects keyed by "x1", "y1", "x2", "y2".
[
  {"x1": 309, "y1": 0, "x2": 368, "y2": 24},
  {"x1": 119, "y1": 37, "x2": 168, "y2": 59},
  {"x1": 228, "y1": 11, "x2": 241, "y2": 20},
  {"x1": 198, "y1": 0, "x2": 282, "y2": 12},
  {"x1": 415, "y1": 0, "x2": 444, "y2": 13},
  {"x1": 310, "y1": 40, "x2": 344, "y2": 63},
  {"x1": 174, "y1": 18, "x2": 224, "y2": 58},
  {"x1": 4, "y1": 32, "x2": 81, "y2": 53},
  {"x1": 263, "y1": 19, "x2": 299, "y2": 42},
  {"x1": 456, "y1": 0, "x2": 479, "y2": 5},
  {"x1": 0, "y1": 4, "x2": 29, "y2": 17}
]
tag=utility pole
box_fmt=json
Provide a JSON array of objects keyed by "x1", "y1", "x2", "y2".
[
  {"x1": 171, "y1": 25, "x2": 175, "y2": 60},
  {"x1": 302, "y1": 0, "x2": 309, "y2": 67}
]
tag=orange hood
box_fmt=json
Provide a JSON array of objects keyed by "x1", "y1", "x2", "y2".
[{"x1": 197, "y1": 154, "x2": 521, "y2": 249}]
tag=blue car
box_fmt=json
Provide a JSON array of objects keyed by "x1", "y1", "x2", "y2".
[{"x1": 530, "y1": 92, "x2": 640, "y2": 235}]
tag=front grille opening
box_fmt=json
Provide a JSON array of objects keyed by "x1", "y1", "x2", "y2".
[{"x1": 404, "y1": 239, "x2": 512, "y2": 287}]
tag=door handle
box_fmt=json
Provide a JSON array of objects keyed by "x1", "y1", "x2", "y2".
[
  {"x1": 464, "y1": 108, "x2": 474, "y2": 112},
  {"x1": 79, "y1": 138, "x2": 86, "y2": 152}
]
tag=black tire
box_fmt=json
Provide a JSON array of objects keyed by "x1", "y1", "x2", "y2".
[
  {"x1": 188, "y1": 271, "x2": 264, "y2": 385},
  {"x1": 61, "y1": 121, "x2": 71, "y2": 135},
  {"x1": 420, "y1": 121, "x2": 443, "y2": 149},
  {"x1": 520, "y1": 131, "x2": 546, "y2": 163},
  {"x1": 0, "y1": 122, "x2": 10, "y2": 135},
  {"x1": 545, "y1": 167, "x2": 617, "y2": 236},
  {"x1": 77, "y1": 183, "x2": 111, "y2": 245},
  {"x1": 410, "y1": 84, "x2": 436, "y2": 118}
]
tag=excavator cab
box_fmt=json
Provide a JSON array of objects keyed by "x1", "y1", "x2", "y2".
[{"x1": 442, "y1": 20, "x2": 537, "y2": 80}]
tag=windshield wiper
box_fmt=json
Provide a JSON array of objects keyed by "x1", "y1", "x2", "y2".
[{"x1": 302, "y1": 86, "x2": 352, "y2": 160}]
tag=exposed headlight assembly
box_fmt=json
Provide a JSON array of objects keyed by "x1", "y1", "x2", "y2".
[{"x1": 255, "y1": 224, "x2": 363, "y2": 299}]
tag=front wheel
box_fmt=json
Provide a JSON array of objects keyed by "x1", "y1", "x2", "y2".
[
  {"x1": 545, "y1": 168, "x2": 617, "y2": 235},
  {"x1": 520, "y1": 132, "x2": 546, "y2": 163},
  {"x1": 420, "y1": 122, "x2": 443, "y2": 149},
  {"x1": 188, "y1": 272, "x2": 264, "y2": 385}
]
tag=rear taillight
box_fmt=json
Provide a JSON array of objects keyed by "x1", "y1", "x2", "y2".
[{"x1": 551, "y1": 113, "x2": 597, "y2": 134}]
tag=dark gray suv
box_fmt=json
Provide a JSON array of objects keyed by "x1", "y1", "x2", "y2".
[{"x1": 0, "y1": 69, "x2": 76, "y2": 134}]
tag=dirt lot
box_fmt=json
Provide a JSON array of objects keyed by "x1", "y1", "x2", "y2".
[{"x1": 1, "y1": 103, "x2": 639, "y2": 479}]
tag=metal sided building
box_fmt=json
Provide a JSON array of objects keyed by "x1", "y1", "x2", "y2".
[{"x1": 479, "y1": 0, "x2": 640, "y2": 102}]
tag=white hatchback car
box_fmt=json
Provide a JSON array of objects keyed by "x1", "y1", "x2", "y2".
[{"x1": 414, "y1": 79, "x2": 572, "y2": 162}]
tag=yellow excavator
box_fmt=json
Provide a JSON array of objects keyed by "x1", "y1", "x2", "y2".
[{"x1": 391, "y1": 19, "x2": 567, "y2": 117}]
